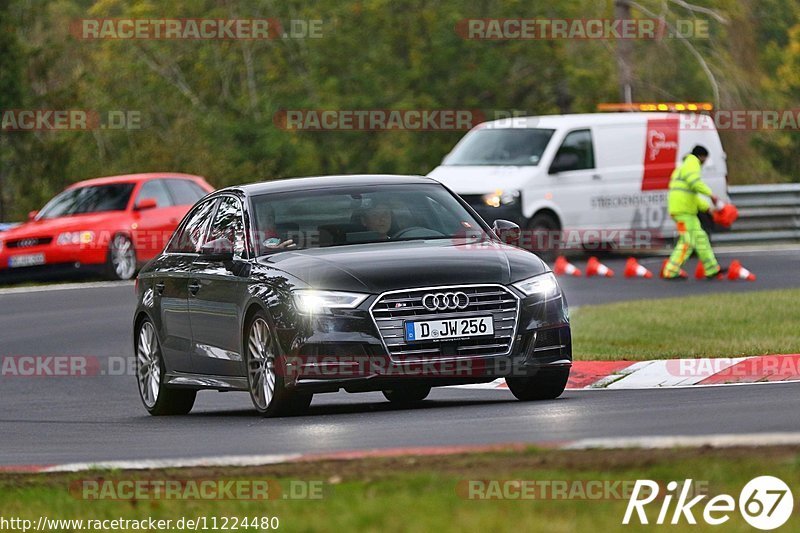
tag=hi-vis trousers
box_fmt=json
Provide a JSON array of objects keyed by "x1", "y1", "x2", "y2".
[{"x1": 662, "y1": 214, "x2": 720, "y2": 278}]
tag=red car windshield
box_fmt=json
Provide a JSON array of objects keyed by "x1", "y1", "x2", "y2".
[{"x1": 37, "y1": 183, "x2": 135, "y2": 219}]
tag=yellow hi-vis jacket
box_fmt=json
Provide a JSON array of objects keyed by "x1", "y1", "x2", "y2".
[{"x1": 667, "y1": 154, "x2": 713, "y2": 216}]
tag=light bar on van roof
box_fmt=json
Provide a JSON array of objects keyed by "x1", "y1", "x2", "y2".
[{"x1": 597, "y1": 102, "x2": 713, "y2": 112}]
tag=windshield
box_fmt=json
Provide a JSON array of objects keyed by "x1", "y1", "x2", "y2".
[
  {"x1": 444, "y1": 128, "x2": 555, "y2": 166},
  {"x1": 37, "y1": 183, "x2": 135, "y2": 219},
  {"x1": 250, "y1": 184, "x2": 490, "y2": 254}
]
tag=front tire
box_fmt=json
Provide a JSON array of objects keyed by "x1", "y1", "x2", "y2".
[
  {"x1": 382, "y1": 386, "x2": 431, "y2": 405},
  {"x1": 135, "y1": 319, "x2": 196, "y2": 415},
  {"x1": 245, "y1": 312, "x2": 311, "y2": 417},
  {"x1": 107, "y1": 233, "x2": 137, "y2": 280},
  {"x1": 506, "y1": 367, "x2": 569, "y2": 401},
  {"x1": 526, "y1": 213, "x2": 560, "y2": 261}
]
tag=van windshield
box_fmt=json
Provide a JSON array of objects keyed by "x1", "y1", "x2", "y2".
[{"x1": 444, "y1": 128, "x2": 555, "y2": 166}]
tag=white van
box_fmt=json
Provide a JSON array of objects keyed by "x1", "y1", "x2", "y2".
[{"x1": 428, "y1": 112, "x2": 728, "y2": 251}]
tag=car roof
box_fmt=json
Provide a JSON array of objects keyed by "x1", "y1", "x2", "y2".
[
  {"x1": 476, "y1": 112, "x2": 694, "y2": 130},
  {"x1": 69, "y1": 173, "x2": 206, "y2": 188},
  {"x1": 227, "y1": 174, "x2": 438, "y2": 196}
]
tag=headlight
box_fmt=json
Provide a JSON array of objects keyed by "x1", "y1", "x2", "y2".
[
  {"x1": 56, "y1": 231, "x2": 95, "y2": 246},
  {"x1": 293, "y1": 290, "x2": 368, "y2": 314},
  {"x1": 482, "y1": 189, "x2": 519, "y2": 208},
  {"x1": 513, "y1": 272, "x2": 560, "y2": 300}
]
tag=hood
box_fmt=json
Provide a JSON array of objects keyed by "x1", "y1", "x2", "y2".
[
  {"x1": 427, "y1": 165, "x2": 538, "y2": 194},
  {"x1": 258, "y1": 239, "x2": 547, "y2": 294},
  {"x1": 0, "y1": 212, "x2": 126, "y2": 241}
]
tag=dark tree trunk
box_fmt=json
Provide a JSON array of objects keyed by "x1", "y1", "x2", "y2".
[{"x1": 615, "y1": 0, "x2": 634, "y2": 103}]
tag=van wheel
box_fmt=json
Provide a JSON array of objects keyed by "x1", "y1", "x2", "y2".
[{"x1": 526, "y1": 213, "x2": 560, "y2": 261}]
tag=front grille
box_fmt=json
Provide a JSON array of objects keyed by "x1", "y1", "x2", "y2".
[
  {"x1": 7, "y1": 237, "x2": 52, "y2": 248},
  {"x1": 370, "y1": 284, "x2": 519, "y2": 361}
]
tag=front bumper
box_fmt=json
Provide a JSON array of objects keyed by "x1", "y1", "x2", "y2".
[
  {"x1": 0, "y1": 246, "x2": 107, "y2": 282},
  {"x1": 274, "y1": 290, "x2": 571, "y2": 393}
]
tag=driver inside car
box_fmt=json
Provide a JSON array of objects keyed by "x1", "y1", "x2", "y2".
[{"x1": 358, "y1": 203, "x2": 394, "y2": 239}]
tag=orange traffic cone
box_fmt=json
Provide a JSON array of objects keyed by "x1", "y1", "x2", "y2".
[
  {"x1": 712, "y1": 203, "x2": 739, "y2": 228},
  {"x1": 624, "y1": 257, "x2": 653, "y2": 279},
  {"x1": 728, "y1": 260, "x2": 756, "y2": 281},
  {"x1": 660, "y1": 259, "x2": 688, "y2": 279},
  {"x1": 586, "y1": 256, "x2": 614, "y2": 277},
  {"x1": 695, "y1": 262, "x2": 725, "y2": 280},
  {"x1": 553, "y1": 256, "x2": 582, "y2": 277},
  {"x1": 694, "y1": 262, "x2": 706, "y2": 280}
]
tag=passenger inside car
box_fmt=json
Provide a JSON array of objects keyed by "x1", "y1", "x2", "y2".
[{"x1": 255, "y1": 203, "x2": 295, "y2": 249}]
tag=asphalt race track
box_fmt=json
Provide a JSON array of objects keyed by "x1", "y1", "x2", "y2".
[{"x1": 1, "y1": 249, "x2": 799, "y2": 467}]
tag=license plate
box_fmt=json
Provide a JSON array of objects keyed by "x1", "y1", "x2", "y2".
[
  {"x1": 8, "y1": 253, "x2": 46, "y2": 268},
  {"x1": 405, "y1": 316, "x2": 494, "y2": 342}
]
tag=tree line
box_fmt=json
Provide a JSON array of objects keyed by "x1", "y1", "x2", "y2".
[{"x1": 1, "y1": 0, "x2": 798, "y2": 220}]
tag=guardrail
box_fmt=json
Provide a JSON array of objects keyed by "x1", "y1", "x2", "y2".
[
  {"x1": 1, "y1": 186, "x2": 797, "y2": 245},
  {"x1": 713, "y1": 184, "x2": 800, "y2": 244}
]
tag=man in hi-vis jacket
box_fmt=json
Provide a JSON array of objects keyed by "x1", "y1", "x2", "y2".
[{"x1": 661, "y1": 145, "x2": 724, "y2": 280}]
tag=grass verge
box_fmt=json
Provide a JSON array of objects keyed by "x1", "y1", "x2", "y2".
[
  {"x1": 571, "y1": 289, "x2": 800, "y2": 360},
  {"x1": 1, "y1": 447, "x2": 798, "y2": 532}
]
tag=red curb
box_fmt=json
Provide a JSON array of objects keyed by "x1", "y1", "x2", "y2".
[
  {"x1": 0, "y1": 465, "x2": 51, "y2": 473},
  {"x1": 0, "y1": 442, "x2": 578, "y2": 474},
  {"x1": 568, "y1": 361, "x2": 635, "y2": 388},
  {"x1": 698, "y1": 354, "x2": 800, "y2": 384},
  {"x1": 294, "y1": 443, "x2": 537, "y2": 462}
]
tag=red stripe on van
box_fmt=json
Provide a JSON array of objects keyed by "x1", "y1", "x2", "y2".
[{"x1": 641, "y1": 117, "x2": 679, "y2": 191}]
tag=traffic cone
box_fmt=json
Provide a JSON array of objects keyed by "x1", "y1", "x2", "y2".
[
  {"x1": 660, "y1": 259, "x2": 688, "y2": 279},
  {"x1": 694, "y1": 262, "x2": 706, "y2": 280},
  {"x1": 728, "y1": 260, "x2": 756, "y2": 281},
  {"x1": 695, "y1": 262, "x2": 725, "y2": 280},
  {"x1": 712, "y1": 203, "x2": 739, "y2": 228},
  {"x1": 553, "y1": 256, "x2": 582, "y2": 277},
  {"x1": 624, "y1": 257, "x2": 653, "y2": 279},
  {"x1": 586, "y1": 256, "x2": 614, "y2": 277}
]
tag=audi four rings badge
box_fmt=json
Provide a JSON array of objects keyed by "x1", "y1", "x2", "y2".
[{"x1": 421, "y1": 292, "x2": 470, "y2": 311}]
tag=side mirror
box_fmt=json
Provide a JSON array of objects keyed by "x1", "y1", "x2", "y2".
[
  {"x1": 549, "y1": 152, "x2": 580, "y2": 174},
  {"x1": 27, "y1": 210, "x2": 38, "y2": 221},
  {"x1": 135, "y1": 198, "x2": 158, "y2": 211},
  {"x1": 200, "y1": 237, "x2": 235, "y2": 261},
  {"x1": 492, "y1": 219, "x2": 521, "y2": 245}
]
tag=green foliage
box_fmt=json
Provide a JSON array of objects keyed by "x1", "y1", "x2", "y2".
[{"x1": 0, "y1": 0, "x2": 798, "y2": 219}]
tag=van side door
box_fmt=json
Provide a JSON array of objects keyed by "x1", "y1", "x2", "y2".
[{"x1": 546, "y1": 129, "x2": 601, "y2": 231}]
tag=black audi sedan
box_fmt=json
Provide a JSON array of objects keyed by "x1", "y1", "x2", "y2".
[{"x1": 133, "y1": 175, "x2": 571, "y2": 416}]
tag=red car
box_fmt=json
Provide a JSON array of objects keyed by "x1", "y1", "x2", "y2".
[{"x1": 0, "y1": 173, "x2": 214, "y2": 281}]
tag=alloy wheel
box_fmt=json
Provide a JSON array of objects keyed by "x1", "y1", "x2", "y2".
[
  {"x1": 248, "y1": 317, "x2": 277, "y2": 410},
  {"x1": 136, "y1": 321, "x2": 161, "y2": 408},
  {"x1": 111, "y1": 235, "x2": 136, "y2": 280}
]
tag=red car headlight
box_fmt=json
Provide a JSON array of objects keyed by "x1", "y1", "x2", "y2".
[{"x1": 56, "y1": 231, "x2": 95, "y2": 246}]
